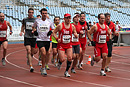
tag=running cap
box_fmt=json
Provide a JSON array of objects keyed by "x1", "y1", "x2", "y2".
[
  {"x1": 64, "y1": 13, "x2": 71, "y2": 18},
  {"x1": 73, "y1": 14, "x2": 80, "y2": 18}
]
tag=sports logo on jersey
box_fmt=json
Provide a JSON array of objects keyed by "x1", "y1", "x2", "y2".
[
  {"x1": 101, "y1": 30, "x2": 106, "y2": 34},
  {"x1": 63, "y1": 29, "x2": 70, "y2": 34}
]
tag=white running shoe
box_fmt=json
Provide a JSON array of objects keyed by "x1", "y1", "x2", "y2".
[
  {"x1": 105, "y1": 67, "x2": 111, "y2": 72},
  {"x1": 2, "y1": 58, "x2": 6, "y2": 66},
  {"x1": 64, "y1": 71, "x2": 71, "y2": 77},
  {"x1": 100, "y1": 70, "x2": 106, "y2": 76},
  {"x1": 71, "y1": 69, "x2": 76, "y2": 73},
  {"x1": 55, "y1": 62, "x2": 58, "y2": 67},
  {"x1": 30, "y1": 67, "x2": 34, "y2": 72},
  {"x1": 38, "y1": 61, "x2": 42, "y2": 66},
  {"x1": 41, "y1": 68, "x2": 47, "y2": 76}
]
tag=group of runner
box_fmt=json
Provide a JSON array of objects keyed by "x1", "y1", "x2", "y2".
[{"x1": 0, "y1": 8, "x2": 119, "y2": 77}]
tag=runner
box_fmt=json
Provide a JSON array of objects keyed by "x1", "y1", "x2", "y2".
[
  {"x1": 51, "y1": 16, "x2": 60, "y2": 66},
  {"x1": 53, "y1": 13, "x2": 78, "y2": 77},
  {"x1": 37, "y1": 14, "x2": 50, "y2": 66},
  {"x1": 104, "y1": 13, "x2": 119, "y2": 72},
  {"x1": 88, "y1": 13, "x2": 111, "y2": 76},
  {"x1": 32, "y1": 8, "x2": 55, "y2": 76},
  {"x1": 0, "y1": 13, "x2": 12, "y2": 66},
  {"x1": 71, "y1": 13, "x2": 82, "y2": 73},
  {"x1": 19, "y1": 8, "x2": 38, "y2": 72},
  {"x1": 78, "y1": 12, "x2": 89, "y2": 70}
]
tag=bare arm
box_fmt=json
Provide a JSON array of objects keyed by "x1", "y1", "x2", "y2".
[
  {"x1": 72, "y1": 25, "x2": 78, "y2": 38},
  {"x1": 7, "y1": 21, "x2": 12, "y2": 35},
  {"x1": 88, "y1": 25, "x2": 96, "y2": 41}
]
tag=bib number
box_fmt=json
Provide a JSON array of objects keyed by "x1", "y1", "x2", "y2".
[
  {"x1": 63, "y1": 35, "x2": 71, "y2": 43},
  {"x1": 40, "y1": 24, "x2": 48, "y2": 32},
  {"x1": 72, "y1": 34, "x2": 79, "y2": 42},
  {"x1": 0, "y1": 31, "x2": 6, "y2": 37},
  {"x1": 98, "y1": 35, "x2": 106, "y2": 43},
  {"x1": 82, "y1": 30, "x2": 86, "y2": 38},
  {"x1": 26, "y1": 22, "x2": 34, "y2": 30}
]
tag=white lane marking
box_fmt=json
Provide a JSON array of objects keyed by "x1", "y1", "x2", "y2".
[
  {"x1": 5, "y1": 50, "x2": 112, "y2": 87},
  {"x1": 0, "y1": 75, "x2": 43, "y2": 87},
  {"x1": 85, "y1": 54, "x2": 130, "y2": 66},
  {"x1": 33, "y1": 56, "x2": 130, "y2": 82},
  {"x1": 4, "y1": 49, "x2": 43, "y2": 87},
  {"x1": 112, "y1": 54, "x2": 129, "y2": 59}
]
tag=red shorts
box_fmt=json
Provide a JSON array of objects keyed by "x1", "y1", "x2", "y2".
[
  {"x1": 79, "y1": 41, "x2": 86, "y2": 50},
  {"x1": 35, "y1": 43, "x2": 38, "y2": 48},
  {"x1": 94, "y1": 43, "x2": 108, "y2": 57},
  {"x1": 57, "y1": 43, "x2": 72, "y2": 51}
]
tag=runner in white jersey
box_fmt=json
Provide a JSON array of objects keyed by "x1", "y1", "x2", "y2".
[{"x1": 32, "y1": 8, "x2": 55, "y2": 76}]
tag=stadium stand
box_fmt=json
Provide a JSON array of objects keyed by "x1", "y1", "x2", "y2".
[{"x1": 0, "y1": 0, "x2": 130, "y2": 27}]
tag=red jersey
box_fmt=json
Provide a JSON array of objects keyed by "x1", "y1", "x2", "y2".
[
  {"x1": 78, "y1": 21, "x2": 87, "y2": 42},
  {"x1": 58, "y1": 22, "x2": 72, "y2": 45},
  {"x1": 0, "y1": 20, "x2": 7, "y2": 41},
  {"x1": 104, "y1": 21, "x2": 115, "y2": 41},
  {"x1": 72, "y1": 23, "x2": 82, "y2": 45},
  {"x1": 93, "y1": 23, "x2": 108, "y2": 43}
]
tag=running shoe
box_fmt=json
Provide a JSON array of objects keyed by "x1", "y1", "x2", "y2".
[
  {"x1": 91, "y1": 56, "x2": 95, "y2": 66},
  {"x1": 41, "y1": 68, "x2": 47, "y2": 76},
  {"x1": 105, "y1": 67, "x2": 111, "y2": 72},
  {"x1": 100, "y1": 70, "x2": 106, "y2": 76},
  {"x1": 45, "y1": 64, "x2": 50, "y2": 70},
  {"x1": 78, "y1": 64, "x2": 83, "y2": 70},
  {"x1": 55, "y1": 62, "x2": 58, "y2": 67},
  {"x1": 37, "y1": 61, "x2": 42, "y2": 66},
  {"x1": 30, "y1": 66, "x2": 34, "y2": 72},
  {"x1": 64, "y1": 71, "x2": 71, "y2": 77},
  {"x1": 57, "y1": 63, "x2": 61, "y2": 70},
  {"x1": 51, "y1": 58, "x2": 54, "y2": 64},
  {"x1": 2, "y1": 58, "x2": 6, "y2": 66},
  {"x1": 71, "y1": 69, "x2": 76, "y2": 73}
]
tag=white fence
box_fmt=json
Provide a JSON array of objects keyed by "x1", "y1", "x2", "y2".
[{"x1": 7, "y1": 26, "x2": 24, "y2": 41}]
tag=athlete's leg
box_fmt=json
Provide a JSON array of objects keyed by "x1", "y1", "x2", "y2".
[
  {"x1": 40, "y1": 47, "x2": 47, "y2": 69},
  {"x1": 45, "y1": 42, "x2": 52, "y2": 69},
  {"x1": 1, "y1": 41, "x2": 8, "y2": 66},
  {"x1": 106, "y1": 41, "x2": 112, "y2": 72},
  {"x1": 65, "y1": 48, "x2": 72, "y2": 71},
  {"x1": 25, "y1": 45, "x2": 33, "y2": 67},
  {"x1": 2, "y1": 41, "x2": 8, "y2": 58}
]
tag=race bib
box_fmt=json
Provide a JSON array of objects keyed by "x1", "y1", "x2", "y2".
[
  {"x1": 63, "y1": 35, "x2": 71, "y2": 43},
  {"x1": 82, "y1": 30, "x2": 86, "y2": 38},
  {"x1": 72, "y1": 34, "x2": 79, "y2": 42},
  {"x1": 98, "y1": 35, "x2": 106, "y2": 43},
  {"x1": 0, "y1": 31, "x2": 6, "y2": 37},
  {"x1": 40, "y1": 24, "x2": 48, "y2": 32},
  {"x1": 26, "y1": 22, "x2": 34, "y2": 30}
]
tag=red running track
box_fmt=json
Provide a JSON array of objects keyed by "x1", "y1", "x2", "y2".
[{"x1": 0, "y1": 44, "x2": 130, "y2": 87}]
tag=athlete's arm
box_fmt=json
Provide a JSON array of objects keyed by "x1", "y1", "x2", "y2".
[
  {"x1": 113, "y1": 23, "x2": 119, "y2": 36},
  {"x1": 6, "y1": 21, "x2": 12, "y2": 35},
  {"x1": 72, "y1": 25, "x2": 78, "y2": 38},
  {"x1": 107, "y1": 26, "x2": 112, "y2": 39},
  {"x1": 19, "y1": 19, "x2": 25, "y2": 36},
  {"x1": 88, "y1": 25, "x2": 96, "y2": 41}
]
